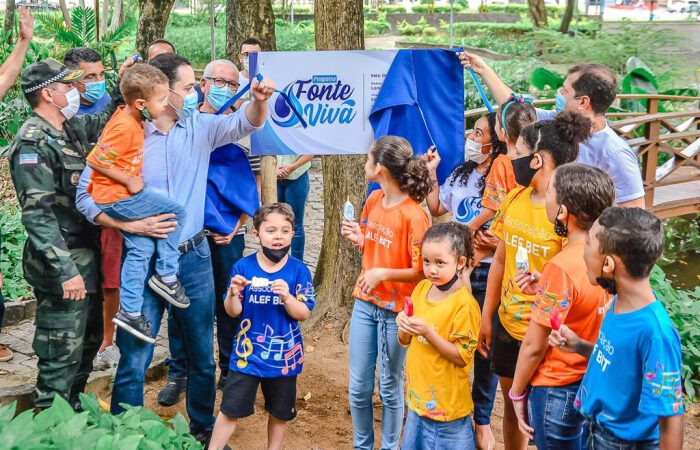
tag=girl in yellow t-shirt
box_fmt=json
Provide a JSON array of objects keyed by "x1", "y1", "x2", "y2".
[
  {"x1": 397, "y1": 223, "x2": 481, "y2": 450},
  {"x1": 479, "y1": 112, "x2": 592, "y2": 450}
]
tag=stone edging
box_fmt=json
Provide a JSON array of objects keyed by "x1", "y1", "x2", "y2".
[{"x1": 3, "y1": 299, "x2": 36, "y2": 327}]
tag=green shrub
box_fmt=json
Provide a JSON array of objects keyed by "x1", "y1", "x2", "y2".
[
  {"x1": 487, "y1": 3, "x2": 569, "y2": 18},
  {"x1": 273, "y1": 6, "x2": 312, "y2": 15},
  {"x1": 412, "y1": 5, "x2": 466, "y2": 13},
  {"x1": 377, "y1": 5, "x2": 407, "y2": 14},
  {"x1": 0, "y1": 200, "x2": 31, "y2": 301},
  {"x1": 365, "y1": 12, "x2": 392, "y2": 36},
  {"x1": 0, "y1": 393, "x2": 203, "y2": 449},
  {"x1": 650, "y1": 266, "x2": 700, "y2": 401}
]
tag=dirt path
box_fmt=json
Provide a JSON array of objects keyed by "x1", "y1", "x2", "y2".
[{"x1": 127, "y1": 322, "x2": 700, "y2": 450}]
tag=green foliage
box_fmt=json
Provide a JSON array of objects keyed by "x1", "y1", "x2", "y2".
[
  {"x1": 272, "y1": 5, "x2": 312, "y2": 15},
  {"x1": 486, "y1": 3, "x2": 569, "y2": 18},
  {"x1": 0, "y1": 201, "x2": 31, "y2": 301},
  {"x1": 650, "y1": 266, "x2": 700, "y2": 401},
  {"x1": 412, "y1": 5, "x2": 466, "y2": 13},
  {"x1": 377, "y1": 5, "x2": 407, "y2": 14},
  {"x1": 660, "y1": 214, "x2": 700, "y2": 266},
  {"x1": 365, "y1": 12, "x2": 392, "y2": 36},
  {"x1": 274, "y1": 20, "x2": 315, "y2": 51},
  {"x1": 530, "y1": 67, "x2": 564, "y2": 91},
  {"x1": 0, "y1": 394, "x2": 204, "y2": 449},
  {"x1": 396, "y1": 17, "x2": 436, "y2": 36}
]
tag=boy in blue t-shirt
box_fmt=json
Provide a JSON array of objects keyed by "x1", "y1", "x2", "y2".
[
  {"x1": 549, "y1": 207, "x2": 684, "y2": 450},
  {"x1": 209, "y1": 203, "x2": 315, "y2": 450}
]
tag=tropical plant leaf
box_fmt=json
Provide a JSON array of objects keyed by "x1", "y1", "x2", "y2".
[
  {"x1": 530, "y1": 67, "x2": 564, "y2": 91},
  {"x1": 71, "y1": 7, "x2": 97, "y2": 45}
]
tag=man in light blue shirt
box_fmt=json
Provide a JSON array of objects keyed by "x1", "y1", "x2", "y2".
[
  {"x1": 76, "y1": 53, "x2": 274, "y2": 444},
  {"x1": 459, "y1": 52, "x2": 645, "y2": 208}
]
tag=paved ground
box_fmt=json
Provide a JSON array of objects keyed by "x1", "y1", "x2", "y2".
[{"x1": 0, "y1": 159, "x2": 327, "y2": 409}]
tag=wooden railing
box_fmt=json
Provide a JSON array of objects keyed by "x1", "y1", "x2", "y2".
[{"x1": 465, "y1": 94, "x2": 700, "y2": 218}]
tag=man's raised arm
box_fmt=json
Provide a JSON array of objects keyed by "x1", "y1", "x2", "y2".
[{"x1": 457, "y1": 51, "x2": 512, "y2": 105}]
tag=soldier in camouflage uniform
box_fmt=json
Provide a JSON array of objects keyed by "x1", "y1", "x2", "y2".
[{"x1": 8, "y1": 59, "x2": 119, "y2": 409}]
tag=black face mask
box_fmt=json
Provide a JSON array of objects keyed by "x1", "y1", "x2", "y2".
[
  {"x1": 435, "y1": 273, "x2": 460, "y2": 292},
  {"x1": 512, "y1": 154, "x2": 538, "y2": 187},
  {"x1": 554, "y1": 205, "x2": 568, "y2": 237},
  {"x1": 596, "y1": 258, "x2": 617, "y2": 295},
  {"x1": 261, "y1": 244, "x2": 291, "y2": 263}
]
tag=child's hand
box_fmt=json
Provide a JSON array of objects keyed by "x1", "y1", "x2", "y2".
[
  {"x1": 513, "y1": 395, "x2": 534, "y2": 440},
  {"x1": 515, "y1": 270, "x2": 541, "y2": 296},
  {"x1": 548, "y1": 324, "x2": 580, "y2": 353},
  {"x1": 477, "y1": 319, "x2": 492, "y2": 358},
  {"x1": 396, "y1": 311, "x2": 417, "y2": 336},
  {"x1": 126, "y1": 177, "x2": 144, "y2": 195},
  {"x1": 424, "y1": 146, "x2": 440, "y2": 174},
  {"x1": 270, "y1": 279, "x2": 292, "y2": 303},
  {"x1": 357, "y1": 268, "x2": 385, "y2": 295},
  {"x1": 228, "y1": 275, "x2": 248, "y2": 298},
  {"x1": 406, "y1": 316, "x2": 432, "y2": 338},
  {"x1": 340, "y1": 219, "x2": 362, "y2": 245}
]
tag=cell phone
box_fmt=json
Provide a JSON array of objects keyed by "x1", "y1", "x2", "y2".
[{"x1": 132, "y1": 54, "x2": 142, "y2": 63}]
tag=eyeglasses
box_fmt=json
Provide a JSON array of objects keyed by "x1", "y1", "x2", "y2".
[{"x1": 204, "y1": 77, "x2": 239, "y2": 90}]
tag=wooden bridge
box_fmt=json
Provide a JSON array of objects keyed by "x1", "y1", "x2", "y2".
[{"x1": 465, "y1": 94, "x2": 700, "y2": 219}]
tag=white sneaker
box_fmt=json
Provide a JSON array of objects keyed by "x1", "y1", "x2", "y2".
[{"x1": 93, "y1": 345, "x2": 121, "y2": 370}]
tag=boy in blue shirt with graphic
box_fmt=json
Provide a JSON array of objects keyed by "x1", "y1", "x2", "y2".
[
  {"x1": 209, "y1": 203, "x2": 315, "y2": 450},
  {"x1": 549, "y1": 207, "x2": 684, "y2": 450}
]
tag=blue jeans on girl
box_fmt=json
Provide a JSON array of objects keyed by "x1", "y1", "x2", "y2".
[
  {"x1": 349, "y1": 299, "x2": 407, "y2": 450},
  {"x1": 401, "y1": 410, "x2": 476, "y2": 450},
  {"x1": 470, "y1": 263, "x2": 499, "y2": 426},
  {"x1": 528, "y1": 383, "x2": 584, "y2": 450},
  {"x1": 277, "y1": 171, "x2": 310, "y2": 261}
]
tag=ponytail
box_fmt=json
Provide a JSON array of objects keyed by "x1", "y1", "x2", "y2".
[
  {"x1": 370, "y1": 135, "x2": 433, "y2": 203},
  {"x1": 521, "y1": 111, "x2": 592, "y2": 167}
]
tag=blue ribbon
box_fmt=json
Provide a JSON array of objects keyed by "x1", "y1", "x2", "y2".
[
  {"x1": 467, "y1": 66, "x2": 493, "y2": 113},
  {"x1": 215, "y1": 73, "x2": 308, "y2": 128}
]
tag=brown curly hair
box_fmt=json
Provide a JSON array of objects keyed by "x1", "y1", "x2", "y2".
[{"x1": 370, "y1": 136, "x2": 432, "y2": 203}]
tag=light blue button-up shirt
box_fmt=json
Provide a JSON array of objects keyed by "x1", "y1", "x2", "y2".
[{"x1": 76, "y1": 103, "x2": 261, "y2": 242}]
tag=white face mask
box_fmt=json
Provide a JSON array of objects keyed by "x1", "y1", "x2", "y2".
[
  {"x1": 52, "y1": 87, "x2": 81, "y2": 120},
  {"x1": 466, "y1": 138, "x2": 491, "y2": 164},
  {"x1": 242, "y1": 57, "x2": 249, "y2": 72}
]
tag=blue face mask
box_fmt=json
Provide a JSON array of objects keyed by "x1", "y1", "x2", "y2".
[
  {"x1": 81, "y1": 80, "x2": 106, "y2": 103},
  {"x1": 555, "y1": 89, "x2": 567, "y2": 113},
  {"x1": 207, "y1": 85, "x2": 236, "y2": 112},
  {"x1": 170, "y1": 90, "x2": 199, "y2": 120}
]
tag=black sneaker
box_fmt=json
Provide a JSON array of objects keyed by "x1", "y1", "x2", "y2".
[
  {"x1": 157, "y1": 377, "x2": 187, "y2": 407},
  {"x1": 148, "y1": 275, "x2": 190, "y2": 308},
  {"x1": 112, "y1": 310, "x2": 156, "y2": 344},
  {"x1": 193, "y1": 430, "x2": 232, "y2": 450},
  {"x1": 217, "y1": 371, "x2": 228, "y2": 390}
]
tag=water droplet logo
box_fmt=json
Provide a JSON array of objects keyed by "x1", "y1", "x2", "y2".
[{"x1": 271, "y1": 83, "x2": 304, "y2": 128}]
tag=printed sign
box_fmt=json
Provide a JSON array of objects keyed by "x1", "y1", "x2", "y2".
[{"x1": 250, "y1": 50, "x2": 398, "y2": 155}]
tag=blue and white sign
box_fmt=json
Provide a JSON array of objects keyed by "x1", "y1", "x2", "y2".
[{"x1": 251, "y1": 50, "x2": 398, "y2": 155}]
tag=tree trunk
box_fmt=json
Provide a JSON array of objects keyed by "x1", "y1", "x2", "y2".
[
  {"x1": 59, "y1": 0, "x2": 72, "y2": 29},
  {"x1": 559, "y1": 0, "x2": 575, "y2": 34},
  {"x1": 100, "y1": 0, "x2": 110, "y2": 38},
  {"x1": 136, "y1": 0, "x2": 176, "y2": 56},
  {"x1": 4, "y1": 0, "x2": 15, "y2": 44},
  {"x1": 79, "y1": 0, "x2": 85, "y2": 7},
  {"x1": 527, "y1": 0, "x2": 548, "y2": 28},
  {"x1": 309, "y1": 0, "x2": 365, "y2": 327},
  {"x1": 109, "y1": 0, "x2": 123, "y2": 31},
  {"x1": 226, "y1": 0, "x2": 278, "y2": 202}
]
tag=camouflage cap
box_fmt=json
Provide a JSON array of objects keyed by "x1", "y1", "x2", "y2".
[{"x1": 21, "y1": 58, "x2": 84, "y2": 94}]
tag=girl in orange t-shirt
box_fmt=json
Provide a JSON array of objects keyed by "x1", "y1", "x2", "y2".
[
  {"x1": 509, "y1": 164, "x2": 615, "y2": 450},
  {"x1": 471, "y1": 95, "x2": 537, "y2": 233},
  {"x1": 341, "y1": 135, "x2": 431, "y2": 450}
]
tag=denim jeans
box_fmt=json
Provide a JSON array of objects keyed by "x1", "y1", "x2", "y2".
[
  {"x1": 529, "y1": 383, "x2": 584, "y2": 450},
  {"x1": 98, "y1": 189, "x2": 185, "y2": 314},
  {"x1": 166, "y1": 234, "x2": 245, "y2": 379},
  {"x1": 585, "y1": 421, "x2": 659, "y2": 450},
  {"x1": 401, "y1": 410, "x2": 476, "y2": 450},
  {"x1": 349, "y1": 299, "x2": 407, "y2": 450},
  {"x1": 470, "y1": 263, "x2": 498, "y2": 426},
  {"x1": 111, "y1": 238, "x2": 216, "y2": 435},
  {"x1": 277, "y1": 171, "x2": 309, "y2": 261}
]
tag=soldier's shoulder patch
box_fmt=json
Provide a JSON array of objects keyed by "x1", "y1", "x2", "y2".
[{"x1": 19, "y1": 153, "x2": 39, "y2": 165}]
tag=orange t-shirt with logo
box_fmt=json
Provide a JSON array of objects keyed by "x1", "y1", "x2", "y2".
[
  {"x1": 86, "y1": 106, "x2": 144, "y2": 204},
  {"x1": 482, "y1": 155, "x2": 517, "y2": 211},
  {"x1": 529, "y1": 240, "x2": 612, "y2": 387},
  {"x1": 352, "y1": 189, "x2": 431, "y2": 312}
]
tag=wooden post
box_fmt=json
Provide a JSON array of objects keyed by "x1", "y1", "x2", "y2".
[
  {"x1": 260, "y1": 156, "x2": 278, "y2": 205},
  {"x1": 641, "y1": 97, "x2": 659, "y2": 210}
]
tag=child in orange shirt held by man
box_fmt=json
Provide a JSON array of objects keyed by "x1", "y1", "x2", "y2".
[{"x1": 86, "y1": 64, "x2": 187, "y2": 344}]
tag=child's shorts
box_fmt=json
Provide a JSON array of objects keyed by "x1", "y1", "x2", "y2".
[
  {"x1": 489, "y1": 314, "x2": 522, "y2": 379},
  {"x1": 400, "y1": 410, "x2": 475, "y2": 450},
  {"x1": 220, "y1": 370, "x2": 297, "y2": 421}
]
